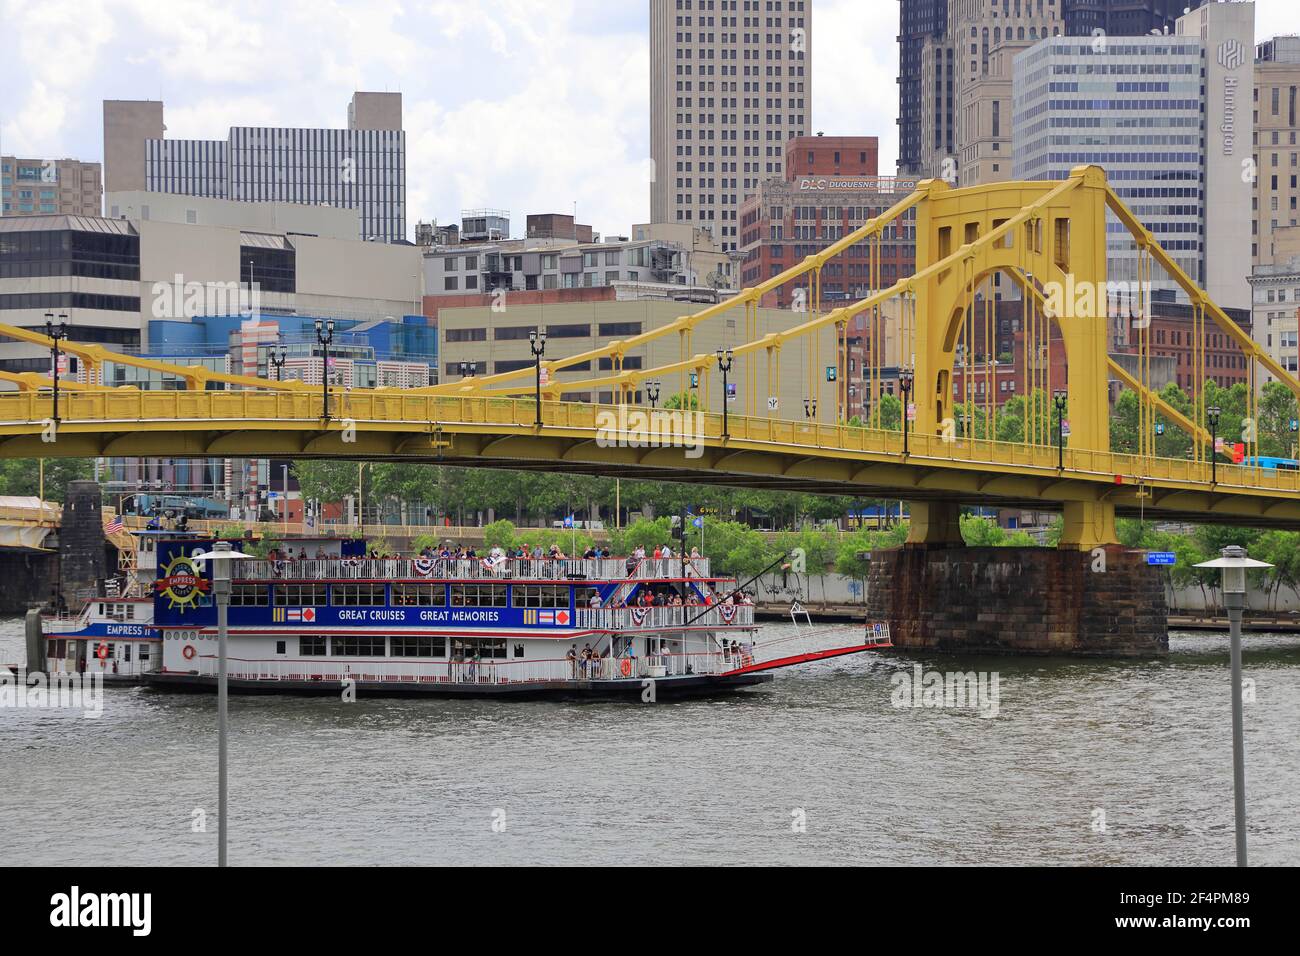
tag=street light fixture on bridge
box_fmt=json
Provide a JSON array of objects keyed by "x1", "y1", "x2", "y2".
[
  {"x1": 716, "y1": 348, "x2": 734, "y2": 439},
  {"x1": 458, "y1": 361, "x2": 476, "y2": 380},
  {"x1": 44, "y1": 312, "x2": 69, "y2": 426},
  {"x1": 529, "y1": 327, "x2": 547, "y2": 427},
  {"x1": 1196, "y1": 545, "x2": 1273, "y2": 868},
  {"x1": 1053, "y1": 389, "x2": 1068, "y2": 472},
  {"x1": 314, "y1": 319, "x2": 335, "y2": 422},
  {"x1": 646, "y1": 380, "x2": 661, "y2": 408},
  {"x1": 1207, "y1": 405, "x2": 1222, "y2": 485},
  {"x1": 899, "y1": 366, "x2": 915, "y2": 457},
  {"x1": 803, "y1": 398, "x2": 817, "y2": 419},
  {"x1": 268, "y1": 342, "x2": 288, "y2": 382}
]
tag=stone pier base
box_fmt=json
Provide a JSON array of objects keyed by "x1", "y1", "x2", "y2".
[{"x1": 866, "y1": 545, "x2": 1168, "y2": 658}]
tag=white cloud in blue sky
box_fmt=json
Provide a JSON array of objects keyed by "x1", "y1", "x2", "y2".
[{"x1": 0, "y1": 0, "x2": 1296, "y2": 240}]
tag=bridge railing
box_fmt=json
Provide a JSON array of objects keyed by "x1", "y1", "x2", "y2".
[{"x1": 3, "y1": 389, "x2": 1299, "y2": 499}]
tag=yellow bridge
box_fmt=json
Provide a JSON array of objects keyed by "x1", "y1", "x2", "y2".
[{"x1": 1, "y1": 166, "x2": 1297, "y2": 550}]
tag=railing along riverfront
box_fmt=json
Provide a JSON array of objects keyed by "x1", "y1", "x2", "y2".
[{"x1": 235, "y1": 556, "x2": 713, "y2": 581}]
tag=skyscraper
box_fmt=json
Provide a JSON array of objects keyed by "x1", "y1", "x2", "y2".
[
  {"x1": 104, "y1": 93, "x2": 406, "y2": 242},
  {"x1": 898, "y1": 0, "x2": 1204, "y2": 180},
  {"x1": 649, "y1": 0, "x2": 811, "y2": 253}
]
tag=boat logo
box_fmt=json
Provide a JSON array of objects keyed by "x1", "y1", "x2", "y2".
[
  {"x1": 719, "y1": 603, "x2": 737, "y2": 623},
  {"x1": 155, "y1": 554, "x2": 211, "y2": 613}
]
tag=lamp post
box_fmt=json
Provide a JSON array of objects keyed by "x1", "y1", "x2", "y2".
[
  {"x1": 458, "y1": 361, "x2": 476, "y2": 381},
  {"x1": 647, "y1": 380, "x2": 661, "y2": 409},
  {"x1": 716, "y1": 347, "x2": 734, "y2": 439},
  {"x1": 1196, "y1": 546, "x2": 1273, "y2": 867},
  {"x1": 1207, "y1": 405, "x2": 1221, "y2": 485},
  {"x1": 899, "y1": 366, "x2": 915, "y2": 457},
  {"x1": 314, "y1": 319, "x2": 335, "y2": 421},
  {"x1": 193, "y1": 541, "x2": 250, "y2": 867},
  {"x1": 268, "y1": 343, "x2": 287, "y2": 382},
  {"x1": 1053, "y1": 389, "x2": 1068, "y2": 472},
  {"x1": 529, "y1": 327, "x2": 547, "y2": 427},
  {"x1": 847, "y1": 383, "x2": 857, "y2": 420},
  {"x1": 44, "y1": 312, "x2": 69, "y2": 425},
  {"x1": 803, "y1": 398, "x2": 818, "y2": 419}
]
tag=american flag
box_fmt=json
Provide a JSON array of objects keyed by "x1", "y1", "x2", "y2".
[{"x1": 104, "y1": 516, "x2": 124, "y2": 534}]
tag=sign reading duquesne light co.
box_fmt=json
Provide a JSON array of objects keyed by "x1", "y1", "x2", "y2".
[{"x1": 797, "y1": 177, "x2": 917, "y2": 193}]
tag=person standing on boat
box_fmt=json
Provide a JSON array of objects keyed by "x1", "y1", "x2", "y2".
[{"x1": 566, "y1": 645, "x2": 578, "y2": 679}]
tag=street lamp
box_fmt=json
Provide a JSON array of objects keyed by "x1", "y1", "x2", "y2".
[
  {"x1": 191, "y1": 541, "x2": 251, "y2": 867},
  {"x1": 1053, "y1": 389, "x2": 1068, "y2": 472},
  {"x1": 899, "y1": 366, "x2": 915, "y2": 457},
  {"x1": 803, "y1": 398, "x2": 818, "y2": 419},
  {"x1": 1207, "y1": 405, "x2": 1222, "y2": 485},
  {"x1": 1196, "y1": 545, "x2": 1274, "y2": 868},
  {"x1": 314, "y1": 319, "x2": 335, "y2": 421},
  {"x1": 44, "y1": 312, "x2": 69, "y2": 425},
  {"x1": 716, "y1": 347, "x2": 734, "y2": 439},
  {"x1": 268, "y1": 343, "x2": 288, "y2": 382},
  {"x1": 647, "y1": 380, "x2": 661, "y2": 408},
  {"x1": 529, "y1": 327, "x2": 547, "y2": 427},
  {"x1": 458, "y1": 361, "x2": 476, "y2": 380}
]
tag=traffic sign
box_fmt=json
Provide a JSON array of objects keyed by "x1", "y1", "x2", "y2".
[{"x1": 1146, "y1": 552, "x2": 1176, "y2": 566}]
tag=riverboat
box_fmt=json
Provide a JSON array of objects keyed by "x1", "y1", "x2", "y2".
[{"x1": 130, "y1": 535, "x2": 889, "y2": 699}]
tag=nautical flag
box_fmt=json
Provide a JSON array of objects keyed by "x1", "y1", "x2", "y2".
[
  {"x1": 287, "y1": 609, "x2": 302, "y2": 622},
  {"x1": 104, "y1": 516, "x2": 124, "y2": 534},
  {"x1": 555, "y1": 610, "x2": 570, "y2": 626},
  {"x1": 539, "y1": 611, "x2": 555, "y2": 624},
  {"x1": 523, "y1": 609, "x2": 537, "y2": 625},
  {"x1": 273, "y1": 608, "x2": 286, "y2": 623}
]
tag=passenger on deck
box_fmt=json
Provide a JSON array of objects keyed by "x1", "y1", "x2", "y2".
[{"x1": 566, "y1": 645, "x2": 578, "y2": 678}]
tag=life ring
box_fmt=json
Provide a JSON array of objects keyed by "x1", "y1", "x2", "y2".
[
  {"x1": 619, "y1": 658, "x2": 632, "y2": 677},
  {"x1": 95, "y1": 642, "x2": 109, "y2": 661},
  {"x1": 182, "y1": 644, "x2": 197, "y2": 661}
]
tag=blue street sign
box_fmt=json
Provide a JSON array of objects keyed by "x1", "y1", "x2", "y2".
[{"x1": 1146, "y1": 551, "x2": 1176, "y2": 566}]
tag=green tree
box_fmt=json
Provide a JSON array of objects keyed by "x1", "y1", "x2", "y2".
[{"x1": 0, "y1": 457, "x2": 95, "y2": 502}]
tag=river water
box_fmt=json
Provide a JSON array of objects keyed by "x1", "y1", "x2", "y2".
[{"x1": 1, "y1": 617, "x2": 1297, "y2": 866}]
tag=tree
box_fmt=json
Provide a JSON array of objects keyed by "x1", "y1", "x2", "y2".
[
  {"x1": 292, "y1": 461, "x2": 360, "y2": 506},
  {"x1": 0, "y1": 458, "x2": 95, "y2": 503}
]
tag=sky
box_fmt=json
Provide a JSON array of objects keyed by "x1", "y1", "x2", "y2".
[{"x1": 0, "y1": 0, "x2": 1296, "y2": 241}]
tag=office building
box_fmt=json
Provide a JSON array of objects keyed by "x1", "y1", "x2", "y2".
[
  {"x1": 1247, "y1": 257, "x2": 1300, "y2": 384},
  {"x1": 103, "y1": 92, "x2": 405, "y2": 242},
  {"x1": 1, "y1": 157, "x2": 102, "y2": 217},
  {"x1": 899, "y1": 0, "x2": 1203, "y2": 180},
  {"x1": 1013, "y1": 1, "x2": 1255, "y2": 309},
  {"x1": 649, "y1": 0, "x2": 812, "y2": 253},
  {"x1": 1253, "y1": 35, "x2": 1300, "y2": 266}
]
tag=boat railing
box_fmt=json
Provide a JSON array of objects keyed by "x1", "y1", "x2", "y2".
[
  {"x1": 235, "y1": 556, "x2": 712, "y2": 581},
  {"x1": 575, "y1": 604, "x2": 755, "y2": 630},
  {"x1": 181, "y1": 649, "x2": 740, "y2": 685}
]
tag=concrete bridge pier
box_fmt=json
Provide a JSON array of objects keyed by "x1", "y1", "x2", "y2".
[{"x1": 866, "y1": 501, "x2": 1168, "y2": 657}]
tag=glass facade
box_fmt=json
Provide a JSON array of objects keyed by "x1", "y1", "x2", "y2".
[{"x1": 0, "y1": 229, "x2": 140, "y2": 280}]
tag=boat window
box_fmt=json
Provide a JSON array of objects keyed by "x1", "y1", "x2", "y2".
[
  {"x1": 330, "y1": 583, "x2": 387, "y2": 606},
  {"x1": 330, "y1": 637, "x2": 387, "y2": 657},
  {"x1": 574, "y1": 587, "x2": 600, "y2": 607},
  {"x1": 123, "y1": 645, "x2": 131, "y2": 662},
  {"x1": 274, "y1": 584, "x2": 328, "y2": 607},
  {"x1": 275, "y1": 641, "x2": 286, "y2": 655},
  {"x1": 393, "y1": 583, "x2": 447, "y2": 607},
  {"x1": 449, "y1": 584, "x2": 508, "y2": 608},
  {"x1": 300, "y1": 636, "x2": 327, "y2": 656},
  {"x1": 512, "y1": 585, "x2": 570, "y2": 608},
  {"x1": 230, "y1": 584, "x2": 270, "y2": 606},
  {"x1": 451, "y1": 637, "x2": 507, "y2": 660},
  {"x1": 391, "y1": 636, "x2": 448, "y2": 658}
]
